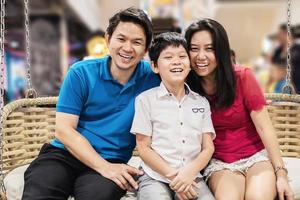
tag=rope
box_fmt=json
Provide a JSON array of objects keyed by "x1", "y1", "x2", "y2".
[{"x1": 0, "y1": 0, "x2": 6, "y2": 194}]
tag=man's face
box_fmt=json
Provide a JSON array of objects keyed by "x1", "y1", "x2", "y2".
[{"x1": 106, "y1": 21, "x2": 147, "y2": 73}]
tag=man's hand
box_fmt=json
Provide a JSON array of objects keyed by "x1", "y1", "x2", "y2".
[
  {"x1": 99, "y1": 163, "x2": 143, "y2": 191},
  {"x1": 176, "y1": 184, "x2": 199, "y2": 200}
]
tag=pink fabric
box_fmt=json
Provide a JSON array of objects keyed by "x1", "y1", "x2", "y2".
[{"x1": 211, "y1": 67, "x2": 266, "y2": 163}]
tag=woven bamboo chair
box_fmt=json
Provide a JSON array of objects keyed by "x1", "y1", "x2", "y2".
[{"x1": 0, "y1": 93, "x2": 300, "y2": 199}]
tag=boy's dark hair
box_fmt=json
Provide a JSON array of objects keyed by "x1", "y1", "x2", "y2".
[
  {"x1": 185, "y1": 18, "x2": 236, "y2": 109},
  {"x1": 149, "y1": 32, "x2": 188, "y2": 64},
  {"x1": 106, "y1": 7, "x2": 153, "y2": 50}
]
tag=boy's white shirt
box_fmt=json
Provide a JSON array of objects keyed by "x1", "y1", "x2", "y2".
[{"x1": 130, "y1": 82, "x2": 215, "y2": 183}]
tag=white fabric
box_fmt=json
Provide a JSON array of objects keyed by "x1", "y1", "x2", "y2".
[{"x1": 130, "y1": 82, "x2": 215, "y2": 183}]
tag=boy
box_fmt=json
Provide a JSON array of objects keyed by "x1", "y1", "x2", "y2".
[
  {"x1": 131, "y1": 32, "x2": 215, "y2": 200},
  {"x1": 22, "y1": 7, "x2": 160, "y2": 200}
]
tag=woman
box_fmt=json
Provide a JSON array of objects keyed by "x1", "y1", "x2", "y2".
[{"x1": 185, "y1": 18, "x2": 294, "y2": 200}]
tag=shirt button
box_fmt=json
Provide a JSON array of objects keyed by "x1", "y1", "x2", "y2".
[
  {"x1": 180, "y1": 122, "x2": 183, "y2": 125},
  {"x1": 183, "y1": 158, "x2": 186, "y2": 162},
  {"x1": 182, "y1": 140, "x2": 185, "y2": 143},
  {"x1": 179, "y1": 105, "x2": 181, "y2": 108},
  {"x1": 169, "y1": 93, "x2": 172, "y2": 96}
]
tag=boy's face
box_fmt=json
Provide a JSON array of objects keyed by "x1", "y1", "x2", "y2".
[
  {"x1": 106, "y1": 21, "x2": 147, "y2": 74},
  {"x1": 153, "y1": 45, "x2": 190, "y2": 85}
]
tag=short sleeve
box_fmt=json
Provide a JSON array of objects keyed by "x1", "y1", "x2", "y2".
[
  {"x1": 241, "y1": 68, "x2": 266, "y2": 112},
  {"x1": 56, "y1": 68, "x2": 88, "y2": 115},
  {"x1": 201, "y1": 98, "x2": 216, "y2": 139},
  {"x1": 130, "y1": 95, "x2": 152, "y2": 136}
]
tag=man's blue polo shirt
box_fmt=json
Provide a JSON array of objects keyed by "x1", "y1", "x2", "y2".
[{"x1": 51, "y1": 56, "x2": 160, "y2": 163}]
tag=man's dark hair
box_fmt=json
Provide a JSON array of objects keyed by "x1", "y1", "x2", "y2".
[
  {"x1": 106, "y1": 7, "x2": 153, "y2": 50},
  {"x1": 149, "y1": 32, "x2": 188, "y2": 64},
  {"x1": 185, "y1": 18, "x2": 236, "y2": 109}
]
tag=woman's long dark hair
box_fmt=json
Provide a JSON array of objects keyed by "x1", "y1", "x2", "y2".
[{"x1": 185, "y1": 19, "x2": 236, "y2": 109}]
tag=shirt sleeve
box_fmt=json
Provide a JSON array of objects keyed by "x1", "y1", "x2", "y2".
[
  {"x1": 56, "y1": 67, "x2": 88, "y2": 115},
  {"x1": 130, "y1": 94, "x2": 152, "y2": 136},
  {"x1": 241, "y1": 68, "x2": 266, "y2": 112},
  {"x1": 201, "y1": 98, "x2": 216, "y2": 139}
]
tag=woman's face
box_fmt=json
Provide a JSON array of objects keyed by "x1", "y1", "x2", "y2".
[{"x1": 189, "y1": 30, "x2": 217, "y2": 79}]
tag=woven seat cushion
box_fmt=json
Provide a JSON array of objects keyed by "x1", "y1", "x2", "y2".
[
  {"x1": 3, "y1": 156, "x2": 141, "y2": 200},
  {"x1": 3, "y1": 157, "x2": 299, "y2": 199}
]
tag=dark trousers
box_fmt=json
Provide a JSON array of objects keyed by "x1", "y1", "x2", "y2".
[{"x1": 22, "y1": 143, "x2": 126, "y2": 200}]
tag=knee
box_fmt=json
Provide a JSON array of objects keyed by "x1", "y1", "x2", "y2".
[
  {"x1": 214, "y1": 194, "x2": 242, "y2": 200},
  {"x1": 245, "y1": 191, "x2": 276, "y2": 200}
]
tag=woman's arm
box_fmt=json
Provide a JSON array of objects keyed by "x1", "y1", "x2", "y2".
[{"x1": 250, "y1": 107, "x2": 294, "y2": 200}]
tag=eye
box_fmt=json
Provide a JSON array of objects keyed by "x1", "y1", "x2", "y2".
[
  {"x1": 206, "y1": 47, "x2": 214, "y2": 52},
  {"x1": 179, "y1": 55, "x2": 187, "y2": 59},
  {"x1": 163, "y1": 56, "x2": 172, "y2": 59},
  {"x1": 190, "y1": 47, "x2": 199, "y2": 52},
  {"x1": 117, "y1": 37, "x2": 125, "y2": 42}
]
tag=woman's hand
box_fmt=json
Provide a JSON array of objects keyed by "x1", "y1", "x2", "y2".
[{"x1": 276, "y1": 171, "x2": 294, "y2": 200}]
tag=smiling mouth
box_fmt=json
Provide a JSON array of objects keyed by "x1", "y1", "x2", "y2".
[
  {"x1": 195, "y1": 63, "x2": 208, "y2": 68},
  {"x1": 119, "y1": 53, "x2": 133, "y2": 61},
  {"x1": 170, "y1": 68, "x2": 184, "y2": 73}
]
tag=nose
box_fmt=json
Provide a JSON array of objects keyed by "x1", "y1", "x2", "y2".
[
  {"x1": 122, "y1": 41, "x2": 133, "y2": 52},
  {"x1": 196, "y1": 50, "x2": 206, "y2": 60}
]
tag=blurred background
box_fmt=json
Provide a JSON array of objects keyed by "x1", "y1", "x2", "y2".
[{"x1": 1, "y1": 0, "x2": 300, "y2": 104}]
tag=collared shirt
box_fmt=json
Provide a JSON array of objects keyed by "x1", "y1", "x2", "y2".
[
  {"x1": 51, "y1": 56, "x2": 160, "y2": 163},
  {"x1": 131, "y1": 82, "x2": 215, "y2": 183}
]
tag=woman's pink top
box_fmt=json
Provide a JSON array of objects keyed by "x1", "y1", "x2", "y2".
[{"x1": 211, "y1": 67, "x2": 266, "y2": 163}]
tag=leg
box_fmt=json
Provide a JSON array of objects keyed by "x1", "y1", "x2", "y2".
[
  {"x1": 195, "y1": 180, "x2": 215, "y2": 200},
  {"x1": 245, "y1": 161, "x2": 276, "y2": 200},
  {"x1": 73, "y1": 169, "x2": 126, "y2": 200},
  {"x1": 137, "y1": 173, "x2": 173, "y2": 200},
  {"x1": 22, "y1": 144, "x2": 79, "y2": 200},
  {"x1": 208, "y1": 170, "x2": 245, "y2": 200}
]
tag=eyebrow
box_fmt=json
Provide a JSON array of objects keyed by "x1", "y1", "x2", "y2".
[
  {"x1": 117, "y1": 33, "x2": 145, "y2": 41},
  {"x1": 190, "y1": 43, "x2": 213, "y2": 47}
]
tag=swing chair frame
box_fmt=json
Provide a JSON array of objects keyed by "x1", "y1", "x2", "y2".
[{"x1": 0, "y1": 0, "x2": 300, "y2": 200}]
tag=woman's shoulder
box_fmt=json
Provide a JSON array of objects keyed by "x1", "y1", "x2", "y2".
[{"x1": 234, "y1": 65, "x2": 254, "y2": 80}]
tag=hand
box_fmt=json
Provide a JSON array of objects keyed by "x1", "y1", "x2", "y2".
[
  {"x1": 276, "y1": 172, "x2": 294, "y2": 200},
  {"x1": 167, "y1": 163, "x2": 199, "y2": 192},
  {"x1": 99, "y1": 163, "x2": 143, "y2": 191},
  {"x1": 176, "y1": 185, "x2": 199, "y2": 200}
]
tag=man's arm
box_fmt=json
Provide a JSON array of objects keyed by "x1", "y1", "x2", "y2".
[{"x1": 55, "y1": 112, "x2": 142, "y2": 190}]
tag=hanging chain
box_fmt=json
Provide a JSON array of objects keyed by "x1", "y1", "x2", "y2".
[
  {"x1": 24, "y1": 0, "x2": 36, "y2": 98},
  {"x1": 0, "y1": 0, "x2": 6, "y2": 194},
  {"x1": 282, "y1": 0, "x2": 294, "y2": 94}
]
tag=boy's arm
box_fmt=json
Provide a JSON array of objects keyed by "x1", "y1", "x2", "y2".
[
  {"x1": 136, "y1": 133, "x2": 176, "y2": 178},
  {"x1": 169, "y1": 133, "x2": 214, "y2": 192},
  {"x1": 55, "y1": 112, "x2": 142, "y2": 191}
]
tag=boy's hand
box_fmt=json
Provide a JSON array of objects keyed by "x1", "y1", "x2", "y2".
[
  {"x1": 167, "y1": 163, "x2": 199, "y2": 192},
  {"x1": 176, "y1": 184, "x2": 199, "y2": 200}
]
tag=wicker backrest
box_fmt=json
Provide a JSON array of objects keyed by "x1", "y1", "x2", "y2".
[
  {"x1": 265, "y1": 93, "x2": 300, "y2": 158},
  {"x1": 1, "y1": 97, "x2": 57, "y2": 174},
  {"x1": 1, "y1": 94, "x2": 300, "y2": 175}
]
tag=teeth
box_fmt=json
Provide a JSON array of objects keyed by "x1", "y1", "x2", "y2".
[
  {"x1": 196, "y1": 63, "x2": 208, "y2": 68},
  {"x1": 119, "y1": 53, "x2": 132, "y2": 59},
  {"x1": 170, "y1": 68, "x2": 183, "y2": 73}
]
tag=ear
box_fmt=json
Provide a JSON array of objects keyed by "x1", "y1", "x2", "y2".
[
  {"x1": 151, "y1": 61, "x2": 159, "y2": 74},
  {"x1": 105, "y1": 33, "x2": 110, "y2": 45}
]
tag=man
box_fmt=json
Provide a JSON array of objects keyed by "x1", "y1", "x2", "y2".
[{"x1": 22, "y1": 7, "x2": 160, "y2": 200}]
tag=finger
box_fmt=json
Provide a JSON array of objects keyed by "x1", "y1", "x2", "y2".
[
  {"x1": 192, "y1": 181, "x2": 200, "y2": 189},
  {"x1": 122, "y1": 171, "x2": 139, "y2": 190},
  {"x1": 113, "y1": 178, "x2": 126, "y2": 190},
  {"x1": 278, "y1": 190, "x2": 284, "y2": 200},
  {"x1": 189, "y1": 186, "x2": 198, "y2": 198},
  {"x1": 183, "y1": 185, "x2": 191, "y2": 193},
  {"x1": 177, "y1": 184, "x2": 187, "y2": 193},
  {"x1": 126, "y1": 165, "x2": 144, "y2": 175},
  {"x1": 117, "y1": 175, "x2": 129, "y2": 189},
  {"x1": 186, "y1": 190, "x2": 194, "y2": 199},
  {"x1": 176, "y1": 193, "x2": 185, "y2": 200}
]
